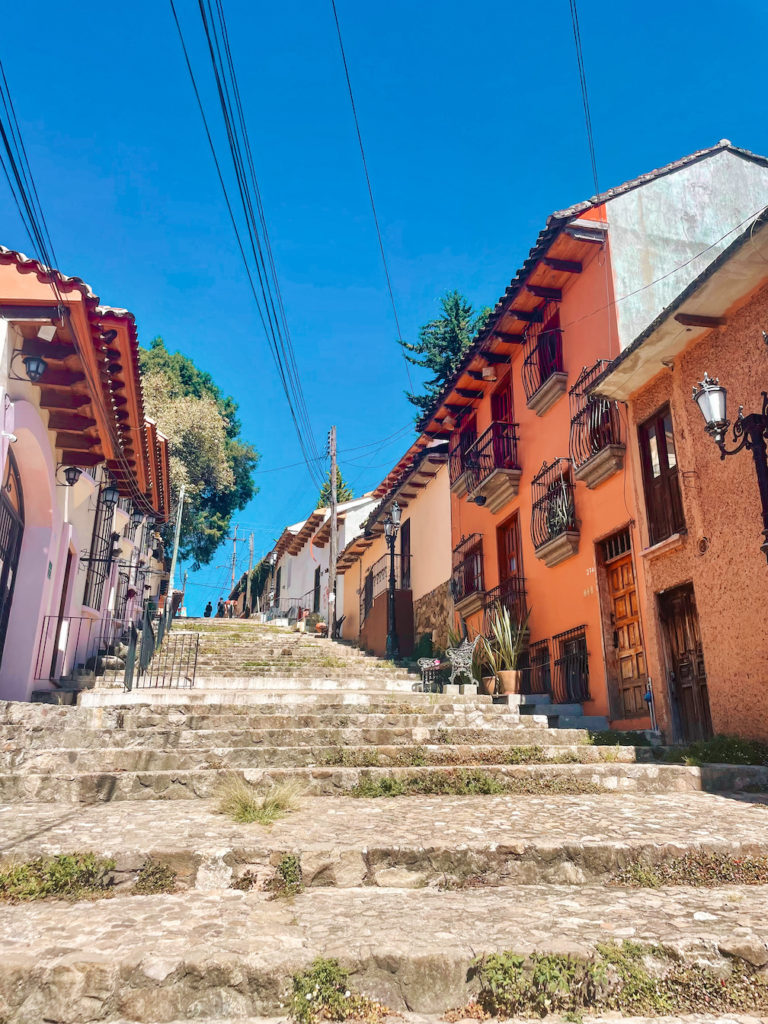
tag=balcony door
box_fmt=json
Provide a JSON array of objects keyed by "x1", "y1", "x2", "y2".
[
  {"x1": 491, "y1": 374, "x2": 513, "y2": 423},
  {"x1": 0, "y1": 451, "x2": 24, "y2": 667},
  {"x1": 498, "y1": 514, "x2": 522, "y2": 581}
]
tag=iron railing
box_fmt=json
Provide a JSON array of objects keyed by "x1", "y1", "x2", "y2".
[
  {"x1": 552, "y1": 625, "x2": 590, "y2": 703},
  {"x1": 131, "y1": 630, "x2": 199, "y2": 689},
  {"x1": 520, "y1": 639, "x2": 552, "y2": 696},
  {"x1": 448, "y1": 426, "x2": 477, "y2": 486},
  {"x1": 569, "y1": 360, "x2": 623, "y2": 467},
  {"x1": 522, "y1": 328, "x2": 564, "y2": 401},
  {"x1": 530, "y1": 458, "x2": 577, "y2": 550},
  {"x1": 482, "y1": 575, "x2": 527, "y2": 636},
  {"x1": 34, "y1": 615, "x2": 132, "y2": 682},
  {"x1": 360, "y1": 554, "x2": 411, "y2": 626},
  {"x1": 465, "y1": 421, "x2": 520, "y2": 492},
  {"x1": 451, "y1": 534, "x2": 484, "y2": 604}
]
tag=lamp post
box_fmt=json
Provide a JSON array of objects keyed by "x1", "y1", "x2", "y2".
[
  {"x1": 268, "y1": 551, "x2": 278, "y2": 610},
  {"x1": 692, "y1": 372, "x2": 768, "y2": 561},
  {"x1": 384, "y1": 501, "x2": 401, "y2": 659}
]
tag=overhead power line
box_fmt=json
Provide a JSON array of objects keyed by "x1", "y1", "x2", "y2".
[
  {"x1": 568, "y1": 0, "x2": 599, "y2": 197},
  {"x1": 328, "y1": 0, "x2": 414, "y2": 391},
  {"x1": 169, "y1": 0, "x2": 326, "y2": 491}
]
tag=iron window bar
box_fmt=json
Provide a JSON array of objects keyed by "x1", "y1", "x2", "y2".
[
  {"x1": 568, "y1": 360, "x2": 623, "y2": 467},
  {"x1": 83, "y1": 493, "x2": 117, "y2": 610},
  {"x1": 465, "y1": 421, "x2": 520, "y2": 492},
  {"x1": 530, "y1": 458, "x2": 577, "y2": 550},
  {"x1": 482, "y1": 575, "x2": 527, "y2": 636},
  {"x1": 522, "y1": 306, "x2": 564, "y2": 401},
  {"x1": 448, "y1": 422, "x2": 478, "y2": 486},
  {"x1": 520, "y1": 638, "x2": 552, "y2": 697},
  {"x1": 451, "y1": 533, "x2": 484, "y2": 603},
  {"x1": 359, "y1": 553, "x2": 411, "y2": 625},
  {"x1": 552, "y1": 625, "x2": 590, "y2": 704}
]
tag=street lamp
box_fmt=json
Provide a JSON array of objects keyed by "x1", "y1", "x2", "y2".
[
  {"x1": 692, "y1": 371, "x2": 768, "y2": 561},
  {"x1": 268, "y1": 551, "x2": 278, "y2": 610},
  {"x1": 384, "y1": 501, "x2": 401, "y2": 659}
]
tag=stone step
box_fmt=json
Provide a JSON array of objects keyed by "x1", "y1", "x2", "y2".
[
  {"x1": 3, "y1": 793, "x2": 766, "y2": 891},
  {"x1": 0, "y1": 759, "x2": 764, "y2": 803},
  {"x1": 0, "y1": 741, "x2": 653, "y2": 773},
  {"x1": 559, "y1": 714, "x2": 611, "y2": 731},
  {"x1": 520, "y1": 701, "x2": 584, "y2": 717},
  {"x1": 87, "y1": 1017, "x2": 768, "y2": 1024},
  {"x1": 76, "y1": 689, "x2": 488, "y2": 708},
  {"x1": 3, "y1": 884, "x2": 768, "y2": 1021},
  {"x1": 96, "y1": 676, "x2": 419, "y2": 693}
]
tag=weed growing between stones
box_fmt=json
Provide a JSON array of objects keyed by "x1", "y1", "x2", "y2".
[
  {"x1": 587, "y1": 730, "x2": 652, "y2": 747},
  {"x1": 469, "y1": 941, "x2": 768, "y2": 1018},
  {"x1": 321, "y1": 748, "x2": 380, "y2": 768},
  {"x1": 663, "y1": 734, "x2": 768, "y2": 766},
  {"x1": 0, "y1": 853, "x2": 115, "y2": 903},
  {"x1": 614, "y1": 849, "x2": 768, "y2": 887},
  {"x1": 231, "y1": 869, "x2": 259, "y2": 891},
  {"x1": 289, "y1": 957, "x2": 388, "y2": 1024},
  {"x1": 133, "y1": 859, "x2": 177, "y2": 895},
  {"x1": 217, "y1": 775, "x2": 303, "y2": 825},
  {"x1": 349, "y1": 769, "x2": 602, "y2": 798},
  {"x1": 266, "y1": 854, "x2": 303, "y2": 898}
]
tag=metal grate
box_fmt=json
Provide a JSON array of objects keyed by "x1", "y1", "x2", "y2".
[
  {"x1": 520, "y1": 638, "x2": 552, "y2": 696},
  {"x1": 530, "y1": 458, "x2": 577, "y2": 550},
  {"x1": 482, "y1": 575, "x2": 527, "y2": 636},
  {"x1": 568, "y1": 360, "x2": 623, "y2": 468},
  {"x1": 522, "y1": 303, "x2": 563, "y2": 401},
  {"x1": 132, "y1": 630, "x2": 199, "y2": 689},
  {"x1": 602, "y1": 527, "x2": 632, "y2": 563},
  {"x1": 552, "y1": 625, "x2": 590, "y2": 704},
  {"x1": 451, "y1": 534, "x2": 484, "y2": 603},
  {"x1": 360, "y1": 553, "x2": 411, "y2": 625},
  {"x1": 465, "y1": 421, "x2": 520, "y2": 492},
  {"x1": 83, "y1": 488, "x2": 115, "y2": 610}
]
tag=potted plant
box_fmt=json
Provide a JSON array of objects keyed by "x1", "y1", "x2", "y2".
[
  {"x1": 486, "y1": 604, "x2": 531, "y2": 694},
  {"x1": 479, "y1": 635, "x2": 498, "y2": 695}
]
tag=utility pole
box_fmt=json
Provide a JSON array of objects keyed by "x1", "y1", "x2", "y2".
[
  {"x1": 244, "y1": 531, "x2": 254, "y2": 615},
  {"x1": 167, "y1": 483, "x2": 186, "y2": 601},
  {"x1": 328, "y1": 425, "x2": 338, "y2": 635},
  {"x1": 230, "y1": 523, "x2": 239, "y2": 593}
]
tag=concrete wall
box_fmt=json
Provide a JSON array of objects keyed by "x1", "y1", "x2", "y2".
[
  {"x1": 607, "y1": 150, "x2": 768, "y2": 347},
  {"x1": 623, "y1": 278, "x2": 768, "y2": 740}
]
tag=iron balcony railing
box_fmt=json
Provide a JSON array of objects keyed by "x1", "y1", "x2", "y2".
[
  {"x1": 34, "y1": 614, "x2": 133, "y2": 682},
  {"x1": 520, "y1": 639, "x2": 552, "y2": 696},
  {"x1": 522, "y1": 328, "x2": 564, "y2": 401},
  {"x1": 449, "y1": 427, "x2": 477, "y2": 486},
  {"x1": 530, "y1": 458, "x2": 577, "y2": 550},
  {"x1": 568, "y1": 360, "x2": 623, "y2": 467},
  {"x1": 482, "y1": 575, "x2": 527, "y2": 636},
  {"x1": 360, "y1": 553, "x2": 411, "y2": 626},
  {"x1": 552, "y1": 625, "x2": 590, "y2": 703},
  {"x1": 451, "y1": 533, "x2": 484, "y2": 604},
  {"x1": 465, "y1": 421, "x2": 520, "y2": 492}
]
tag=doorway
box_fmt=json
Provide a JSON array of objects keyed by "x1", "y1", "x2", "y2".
[
  {"x1": 0, "y1": 451, "x2": 24, "y2": 668},
  {"x1": 658, "y1": 583, "x2": 712, "y2": 742},
  {"x1": 607, "y1": 550, "x2": 647, "y2": 717}
]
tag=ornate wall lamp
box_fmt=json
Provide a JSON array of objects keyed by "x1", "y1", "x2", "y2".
[
  {"x1": 384, "y1": 501, "x2": 402, "y2": 658},
  {"x1": 55, "y1": 465, "x2": 82, "y2": 488},
  {"x1": 692, "y1": 371, "x2": 768, "y2": 561},
  {"x1": 9, "y1": 351, "x2": 47, "y2": 382}
]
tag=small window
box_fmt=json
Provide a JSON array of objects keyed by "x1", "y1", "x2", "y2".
[{"x1": 638, "y1": 406, "x2": 685, "y2": 545}]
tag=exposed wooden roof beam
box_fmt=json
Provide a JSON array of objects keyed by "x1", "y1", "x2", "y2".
[
  {"x1": 21, "y1": 338, "x2": 74, "y2": 360},
  {"x1": 564, "y1": 224, "x2": 607, "y2": 244},
  {"x1": 492, "y1": 332, "x2": 524, "y2": 345},
  {"x1": 39, "y1": 390, "x2": 90, "y2": 410},
  {"x1": 0, "y1": 304, "x2": 63, "y2": 322},
  {"x1": 47, "y1": 411, "x2": 96, "y2": 431},
  {"x1": 481, "y1": 351, "x2": 512, "y2": 364},
  {"x1": 674, "y1": 313, "x2": 727, "y2": 328},
  {"x1": 455, "y1": 387, "x2": 483, "y2": 399},
  {"x1": 61, "y1": 450, "x2": 102, "y2": 467},
  {"x1": 542, "y1": 257, "x2": 582, "y2": 273},
  {"x1": 526, "y1": 285, "x2": 562, "y2": 301},
  {"x1": 36, "y1": 369, "x2": 85, "y2": 389},
  {"x1": 55, "y1": 432, "x2": 100, "y2": 452},
  {"x1": 505, "y1": 308, "x2": 543, "y2": 323}
]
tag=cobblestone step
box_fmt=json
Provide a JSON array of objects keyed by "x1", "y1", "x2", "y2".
[
  {"x1": 3, "y1": 885, "x2": 768, "y2": 1022},
  {"x1": 0, "y1": 741, "x2": 655, "y2": 773},
  {"x1": 0, "y1": 759, "x2": 764, "y2": 803},
  {"x1": 3, "y1": 793, "x2": 766, "y2": 891},
  {"x1": 77, "y1": 689, "x2": 487, "y2": 708},
  {"x1": 100, "y1": 1016, "x2": 768, "y2": 1024}
]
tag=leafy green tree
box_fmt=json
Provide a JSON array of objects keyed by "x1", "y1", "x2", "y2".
[
  {"x1": 140, "y1": 337, "x2": 259, "y2": 568},
  {"x1": 399, "y1": 290, "x2": 490, "y2": 420},
  {"x1": 317, "y1": 468, "x2": 354, "y2": 508}
]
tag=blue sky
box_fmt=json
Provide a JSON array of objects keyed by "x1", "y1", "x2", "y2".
[{"x1": 2, "y1": 0, "x2": 767, "y2": 612}]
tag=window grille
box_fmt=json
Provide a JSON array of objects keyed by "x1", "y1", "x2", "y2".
[
  {"x1": 83, "y1": 489, "x2": 116, "y2": 611},
  {"x1": 568, "y1": 360, "x2": 623, "y2": 467},
  {"x1": 451, "y1": 533, "x2": 484, "y2": 603},
  {"x1": 522, "y1": 303, "x2": 563, "y2": 401},
  {"x1": 552, "y1": 626, "x2": 590, "y2": 703},
  {"x1": 464, "y1": 421, "x2": 520, "y2": 492},
  {"x1": 602, "y1": 527, "x2": 631, "y2": 563},
  {"x1": 482, "y1": 575, "x2": 527, "y2": 636},
  {"x1": 520, "y1": 638, "x2": 551, "y2": 696},
  {"x1": 530, "y1": 458, "x2": 577, "y2": 550}
]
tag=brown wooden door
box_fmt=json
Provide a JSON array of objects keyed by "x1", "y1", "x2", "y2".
[
  {"x1": 658, "y1": 584, "x2": 712, "y2": 742},
  {"x1": 491, "y1": 375, "x2": 513, "y2": 423},
  {"x1": 607, "y1": 553, "x2": 647, "y2": 716}
]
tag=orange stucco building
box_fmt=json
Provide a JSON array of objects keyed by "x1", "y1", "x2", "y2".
[
  {"x1": 598, "y1": 213, "x2": 768, "y2": 741},
  {"x1": 417, "y1": 142, "x2": 768, "y2": 731}
]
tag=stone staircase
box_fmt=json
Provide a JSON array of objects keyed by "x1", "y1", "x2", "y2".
[{"x1": 1, "y1": 618, "x2": 768, "y2": 1024}]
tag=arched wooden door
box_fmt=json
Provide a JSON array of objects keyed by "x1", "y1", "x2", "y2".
[{"x1": 0, "y1": 451, "x2": 24, "y2": 666}]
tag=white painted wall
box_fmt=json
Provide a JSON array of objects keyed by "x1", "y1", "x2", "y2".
[{"x1": 607, "y1": 150, "x2": 768, "y2": 347}]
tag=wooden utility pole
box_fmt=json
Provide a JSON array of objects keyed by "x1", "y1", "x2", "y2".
[
  {"x1": 328, "y1": 425, "x2": 338, "y2": 634},
  {"x1": 230, "y1": 524, "x2": 239, "y2": 592},
  {"x1": 244, "y1": 531, "x2": 254, "y2": 615}
]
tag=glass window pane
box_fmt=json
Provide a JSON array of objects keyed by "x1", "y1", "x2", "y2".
[
  {"x1": 663, "y1": 414, "x2": 677, "y2": 469},
  {"x1": 647, "y1": 428, "x2": 661, "y2": 477}
]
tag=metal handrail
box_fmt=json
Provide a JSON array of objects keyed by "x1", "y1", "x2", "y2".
[
  {"x1": 465, "y1": 421, "x2": 520, "y2": 491},
  {"x1": 530, "y1": 458, "x2": 577, "y2": 550},
  {"x1": 569, "y1": 360, "x2": 623, "y2": 467},
  {"x1": 522, "y1": 328, "x2": 564, "y2": 401}
]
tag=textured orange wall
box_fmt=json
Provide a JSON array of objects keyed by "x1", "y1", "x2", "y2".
[
  {"x1": 451, "y1": 228, "x2": 650, "y2": 724},
  {"x1": 625, "y1": 279, "x2": 768, "y2": 740}
]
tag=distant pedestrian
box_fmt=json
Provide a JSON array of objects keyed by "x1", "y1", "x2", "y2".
[
  {"x1": 204, "y1": 601, "x2": 212, "y2": 618},
  {"x1": 216, "y1": 597, "x2": 225, "y2": 618},
  {"x1": 227, "y1": 601, "x2": 234, "y2": 619}
]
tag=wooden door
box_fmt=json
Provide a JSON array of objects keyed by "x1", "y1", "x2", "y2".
[
  {"x1": 658, "y1": 584, "x2": 712, "y2": 742},
  {"x1": 498, "y1": 515, "x2": 522, "y2": 581},
  {"x1": 607, "y1": 552, "x2": 647, "y2": 716},
  {"x1": 491, "y1": 375, "x2": 513, "y2": 423}
]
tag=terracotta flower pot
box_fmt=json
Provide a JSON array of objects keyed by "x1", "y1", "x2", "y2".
[
  {"x1": 497, "y1": 669, "x2": 521, "y2": 695},
  {"x1": 480, "y1": 675, "x2": 496, "y2": 695}
]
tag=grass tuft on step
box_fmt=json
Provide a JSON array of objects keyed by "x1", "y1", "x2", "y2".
[
  {"x1": 614, "y1": 849, "x2": 768, "y2": 888},
  {"x1": 0, "y1": 852, "x2": 115, "y2": 903},
  {"x1": 218, "y1": 775, "x2": 303, "y2": 825},
  {"x1": 663, "y1": 734, "x2": 768, "y2": 767},
  {"x1": 290, "y1": 957, "x2": 389, "y2": 1024},
  {"x1": 349, "y1": 768, "x2": 601, "y2": 798},
  {"x1": 133, "y1": 858, "x2": 177, "y2": 895}
]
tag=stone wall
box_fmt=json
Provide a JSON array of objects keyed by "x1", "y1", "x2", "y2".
[{"x1": 413, "y1": 579, "x2": 453, "y2": 653}]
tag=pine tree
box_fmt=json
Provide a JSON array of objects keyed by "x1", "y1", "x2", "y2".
[
  {"x1": 318, "y1": 468, "x2": 354, "y2": 508},
  {"x1": 399, "y1": 290, "x2": 489, "y2": 420}
]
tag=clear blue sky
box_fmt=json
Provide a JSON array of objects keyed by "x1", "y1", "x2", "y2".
[{"x1": 2, "y1": 0, "x2": 767, "y2": 612}]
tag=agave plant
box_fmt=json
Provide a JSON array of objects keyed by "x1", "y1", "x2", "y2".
[{"x1": 486, "y1": 603, "x2": 531, "y2": 671}]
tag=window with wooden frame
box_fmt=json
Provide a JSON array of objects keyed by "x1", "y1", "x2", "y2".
[{"x1": 638, "y1": 406, "x2": 685, "y2": 546}]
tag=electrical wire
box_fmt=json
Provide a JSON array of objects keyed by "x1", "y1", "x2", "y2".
[
  {"x1": 568, "y1": 0, "x2": 599, "y2": 197},
  {"x1": 328, "y1": 0, "x2": 414, "y2": 392}
]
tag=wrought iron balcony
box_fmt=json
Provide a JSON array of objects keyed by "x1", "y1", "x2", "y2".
[
  {"x1": 450, "y1": 533, "x2": 485, "y2": 617},
  {"x1": 530, "y1": 458, "x2": 579, "y2": 567},
  {"x1": 520, "y1": 638, "x2": 552, "y2": 697},
  {"x1": 465, "y1": 421, "x2": 522, "y2": 513},
  {"x1": 569, "y1": 360, "x2": 625, "y2": 488},
  {"x1": 360, "y1": 553, "x2": 411, "y2": 626},
  {"x1": 449, "y1": 428, "x2": 477, "y2": 497},
  {"x1": 482, "y1": 575, "x2": 527, "y2": 636},
  {"x1": 552, "y1": 625, "x2": 590, "y2": 703},
  {"x1": 522, "y1": 328, "x2": 567, "y2": 415}
]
